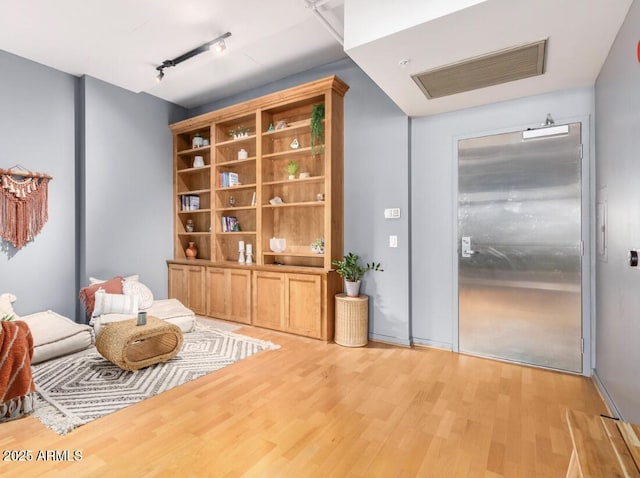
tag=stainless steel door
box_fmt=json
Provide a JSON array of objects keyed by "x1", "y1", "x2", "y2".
[{"x1": 458, "y1": 123, "x2": 582, "y2": 372}]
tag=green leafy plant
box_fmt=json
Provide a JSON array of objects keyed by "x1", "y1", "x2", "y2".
[
  {"x1": 332, "y1": 252, "x2": 383, "y2": 282},
  {"x1": 1, "y1": 314, "x2": 15, "y2": 321},
  {"x1": 310, "y1": 103, "x2": 325, "y2": 156},
  {"x1": 229, "y1": 126, "x2": 250, "y2": 138},
  {"x1": 311, "y1": 237, "x2": 325, "y2": 253},
  {"x1": 287, "y1": 160, "x2": 299, "y2": 176}
]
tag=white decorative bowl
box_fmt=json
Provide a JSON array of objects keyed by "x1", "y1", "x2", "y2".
[{"x1": 269, "y1": 237, "x2": 286, "y2": 253}]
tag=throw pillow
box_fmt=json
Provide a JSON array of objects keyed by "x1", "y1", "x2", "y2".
[
  {"x1": 89, "y1": 274, "x2": 139, "y2": 285},
  {"x1": 0, "y1": 293, "x2": 20, "y2": 320},
  {"x1": 79, "y1": 276, "x2": 123, "y2": 316},
  {"x1": 92, "y1": 290, "x2": 139, "y2": 317},
  {"x1": 123, "y1": 280, "x2": 154, "y2": 310}
]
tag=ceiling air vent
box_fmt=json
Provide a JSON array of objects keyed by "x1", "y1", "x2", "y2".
[{"x1": 412, "y1": 39, "x2": 547, "y2": 99}]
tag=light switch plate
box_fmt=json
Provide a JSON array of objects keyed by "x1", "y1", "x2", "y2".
[
  {"x1": 389, "y1": 235, "x2": 398, "y2": 248},
  {"x1": 384, "y1": 208, "x2": 401, "y2": 219}
]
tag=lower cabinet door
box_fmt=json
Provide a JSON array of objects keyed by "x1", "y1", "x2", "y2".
[
  {"x1": 206, "y1": 267, "x2": 226, "y2": 319},
  {"x1": 186, "y1": 266, "x2": 206, "y2": 315},
  {"x1": 228, "y1": 269, "x2": 251, "y2": 324},
  {"x1": 168, "y1": 264, "x2": 189, "y2": 306},
  {"x1": 286, "y1": 273, "x2": 322, "y2": 338},
  {"x1": 253, "y1": 271, "x2": 285, "y2": 330},
  {"x1": 169, "y1": 264, "x2": 206, "y2": 315}
]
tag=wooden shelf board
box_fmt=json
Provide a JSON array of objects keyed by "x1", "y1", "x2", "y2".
[
  {"x1": 263, "y1": 252, "x2": 324, "y2": 258},
  {"x1": 177, "y1": 145, "x2": 211, "y2": 156},
  {"x1": 262, "y1": 121, "x2": 310, "y2": 139},
  {"x1": 177, "y1": 232, "x2": 211, "y2": 236},
  {"x1": 263, "y1": 146, "x2": 321, "y2": 160},
  {"x1": 218, "y1": 231, "x2": 257, "y2": 235},
  {"x1": 178, "y1": 209, "x2": 211, "y2": 214},
  {"x1": 177, "y1": 165, "x2": 211, "y2": 175},
  {"x1": 263, "y1": 201, "x2": 324, "y2": 208},
  {"x1": 215, "y1": 183, "x2": 257, "y2": 191},
  {"x1": 177, "y1": 189, "x2": 210, "y2": 196},
  {"x1": 215, "y1": 206, "x2": 256, "y2": 212},
  {"x1": 216, "y1": 158, "x2": 256, "y2": 167},
  {"x1": 263, "y1": 176, "x2": 324, "y2": 186},
  {"x1": 215, "y1": 135, "x2": 257, "y2": 147}
]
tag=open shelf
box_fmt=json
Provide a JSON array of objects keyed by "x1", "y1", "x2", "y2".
[
  {"x1": 263, "y1": 201, "x2": 324, "y2": 208},
  {"x1": 177, "y1": 145, "x2": 212, "y2": 156}
]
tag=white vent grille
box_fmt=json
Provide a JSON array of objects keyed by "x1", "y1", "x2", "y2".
[{"x1": 412, "y1": 39, "x2": 547, "y2": 99}]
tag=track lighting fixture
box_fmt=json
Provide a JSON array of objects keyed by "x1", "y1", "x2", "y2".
[
  {"x1": 155, "y1": 31, "x2": 231, "y2": 81},
  {"x1": 215, "y1": 39, "x2": 227, "y2": 53}
]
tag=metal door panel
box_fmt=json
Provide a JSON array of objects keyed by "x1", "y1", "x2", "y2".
[{"x1": 458, "y1": 123, "x2": 582, "y2": 372}]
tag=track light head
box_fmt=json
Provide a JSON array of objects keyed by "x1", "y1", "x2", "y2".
[
  {"x1": 154, "y1": 32, "x2": 231, "y2": 81},
  {"x1": 156, "y1": 68, "x2": 165, "y2": 82},
  {"x1": 215, "y1": 40, "x2": 226, "y2": 53}
]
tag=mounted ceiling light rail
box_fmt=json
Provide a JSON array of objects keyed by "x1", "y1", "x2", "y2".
[{"x1": 155, "y1": 31, "x2": 231, "y2": 82}]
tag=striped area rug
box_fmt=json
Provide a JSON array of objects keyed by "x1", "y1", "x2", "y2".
[{"x1": 32, "y1": 325, "x2": 279, "y2": 434}]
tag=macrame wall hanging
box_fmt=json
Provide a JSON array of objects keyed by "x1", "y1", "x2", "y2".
[{"x1": 0, "y1": 166, "x2": 53, "y2": 249}]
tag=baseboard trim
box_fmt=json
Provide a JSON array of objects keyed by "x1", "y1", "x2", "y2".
[
  {"x1": 369, "y1": 333, "x2": 411, "y2": 347},
  {"x1": 592, "y1": 369, "x2": 623, "y2": 420},
  {"x1": 412, "y1": 337, "x2": 453, "y2": 351}
]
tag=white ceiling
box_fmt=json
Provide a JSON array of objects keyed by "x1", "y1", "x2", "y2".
[
  {"x1": 0, "y1": 0, "x2": 633, "y2": 116},
  {"x1": 345, "y1": 0, "x2": 633, "y2": 117}
]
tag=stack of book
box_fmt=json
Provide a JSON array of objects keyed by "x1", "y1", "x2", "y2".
[
  {"x1": 219, "y1": 172, "x2": 239, "y2": 188},
  {"x1": 181, "y1": 195, "x2": 200, "y2": 211},
  {"x1": 221, "y1": 216, "x2": 240, "y2": 232}
]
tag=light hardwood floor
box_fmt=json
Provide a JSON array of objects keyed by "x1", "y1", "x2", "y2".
[{"x1": 0, "y1": 325, "x2": 607, "y2": 477}]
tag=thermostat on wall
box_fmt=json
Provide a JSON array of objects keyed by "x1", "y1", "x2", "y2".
[{"x1": 384, "y1": 208, "x2": 401, "y2": 219}]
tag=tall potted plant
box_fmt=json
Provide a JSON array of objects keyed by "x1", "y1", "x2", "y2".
[
  {"x1": 310, "y1": 103, "x2": 325, "y2": 156},
  {"x1": 332, "y1": 252, "x2": 383, "y2": 296}
]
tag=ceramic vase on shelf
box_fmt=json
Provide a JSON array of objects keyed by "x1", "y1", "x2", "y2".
[{"x1": 186, "y1": 242, "x2": 198, "y2": 260}]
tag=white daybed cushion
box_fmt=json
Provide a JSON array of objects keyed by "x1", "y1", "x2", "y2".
[
  {"x1": 21, "y1": 310, "x2": 95, "y2": 365},
  {"x1": 91, "y1": 298, "x2": 195, "y2": 336}
]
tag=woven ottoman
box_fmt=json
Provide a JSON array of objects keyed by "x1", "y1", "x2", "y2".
[
  {"x1": 334, "y1": 293, "x2": 369, "y2": 347},
  {"x1": 96, "y1": 316, "x2": 183, "y2": 371}
]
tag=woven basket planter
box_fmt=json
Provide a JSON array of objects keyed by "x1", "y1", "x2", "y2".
[{"x1": 334, "y1": 293, "x2": 368, "y2": 347}]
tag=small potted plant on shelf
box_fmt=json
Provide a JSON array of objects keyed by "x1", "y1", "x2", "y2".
[
  {"x1": 229, "y1": 126, "x2": 250, "y2": 140},
  {"x1": 311, "y1": 237, "x2": 324, "y2": 254},
  {"x1": 287, "y1": 160, "x2": 299, "y2": 179},
  {"x1": 332, "y1": 252, "x2": 383, "y2": 297},
  {"x1": 310, "y1": 103, "x2": 325, "y2": 156}
]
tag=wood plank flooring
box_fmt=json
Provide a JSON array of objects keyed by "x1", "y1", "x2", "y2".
[{"x1": 0, "y1": 325, "x2": 607, "y2": 477}]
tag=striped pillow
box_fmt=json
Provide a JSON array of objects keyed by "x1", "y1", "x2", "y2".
[{"x1": 92, "y1": 290, "x2": 138, "y2": 317}]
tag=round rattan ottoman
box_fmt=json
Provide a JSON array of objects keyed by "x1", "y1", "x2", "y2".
[
  {"x1": 334, "y1": 293, "x2": 369, "y2": 347},
  {"x1": 96, "y1": 316, "x2": 183, "y2": 371}
]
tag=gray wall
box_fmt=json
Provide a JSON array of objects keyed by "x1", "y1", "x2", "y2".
[
  {"x1": 0, "y1": 50, "x2": 77, "y2": 319},
  {"x1": 411, "y1": 88, "x2": 595, "y2": 357},
  {"x1": 0, "y1": 50, "x2": 186, "y2": 322},
  {"x1": 192, "y1": 58, "x2": 412, "y2": 344},
  {"x1": 81, "y1": 76, "x2": 186, "y2": 304},
  {"x1": 594, "y1": 0, "x2": 640, "y2": 423}
]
